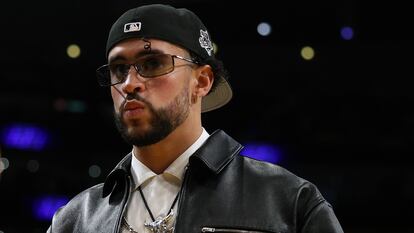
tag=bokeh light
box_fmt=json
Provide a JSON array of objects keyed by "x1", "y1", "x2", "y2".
[
  {"x1": 27, "y1": 160, "x2": 40, "y2": 173},
  {"x1": 0, "y1": 157, "x2": 9, "y2": 173},
  {"x1": 1, "y1": 124, "x2": 49, "y2": 151},
  {"x1": 88, "y1": 165, "x2": 101, "y2": 178},
  {"x1": 67, "y1": 44, "x2": 81, "y2": 58},
  {"x1": 241, "y1": 143, "x2": 282, "y2": 164},
  {"x1": 301, "y1": 46, "x2": 315, "y2": 60},
  {"x1": 32, "y1": 195, "x2": 69, "y2": 221},
  {"x1": 257, "y1": 22, "x2": 272, "y2": 36},
  {"x1": 340, "y1": 26, "x2": 354, "y2": 40}
]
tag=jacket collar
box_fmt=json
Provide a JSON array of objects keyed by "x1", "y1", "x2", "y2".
[
  {"x1": 102, "y1": 153, "x2": 132, "y2": 197},
  {"x1": 189, "y1": 130, "x2": 243, "y2": 174},
  {"x1": 102, "y1": 129, "x2": 243, "y2": 197}
]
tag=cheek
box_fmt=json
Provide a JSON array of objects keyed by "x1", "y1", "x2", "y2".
[
  {"x1": 110, "y1": 87, "x2": 123, "y2": 111},
  {"x1": 146, "y1": 78, "x2": 182, "y2": 103}
]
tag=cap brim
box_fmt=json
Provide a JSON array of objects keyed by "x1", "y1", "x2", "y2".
[{"x1": 201, "y1": 78, "x2": 233, "y2": 113}]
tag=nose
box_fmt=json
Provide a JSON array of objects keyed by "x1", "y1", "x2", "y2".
[{"x1": 121, "y1": 65, "x2": 146, "y2": 94}]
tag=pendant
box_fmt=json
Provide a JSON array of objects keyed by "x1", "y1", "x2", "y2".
[{"x1": 144, "y1": 209, "x2": 175, "y2": 233}]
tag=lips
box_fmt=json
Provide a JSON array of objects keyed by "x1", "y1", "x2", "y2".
[{"x1": 123, "y1": 101, "x2": 145, "y2": 118}]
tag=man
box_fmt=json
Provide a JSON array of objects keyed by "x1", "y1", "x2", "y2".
[{"x1": 48, "y1": 4, "x2": 343, "y2": 233}]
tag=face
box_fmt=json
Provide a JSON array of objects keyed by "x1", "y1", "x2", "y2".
[{"x1": 108, "y1": 38, "x2": 196, "y2": 147}]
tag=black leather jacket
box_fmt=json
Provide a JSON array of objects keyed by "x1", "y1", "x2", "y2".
[{"x1": 48, "y1": 130, "x2": 343, "y2": 233}]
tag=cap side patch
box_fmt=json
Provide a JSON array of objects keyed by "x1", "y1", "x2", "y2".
[{"x1": 199, "y1": 29, "x2": 213, "y2": 56}]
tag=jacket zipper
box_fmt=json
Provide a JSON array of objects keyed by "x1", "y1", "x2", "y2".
[
  {"x1": 202, "y1": 227, "x2": 266, "y2": 232},
  {"x1": 114, "y1": 174, "x2": 131, "y2": 233},
  {"x1": 174, "y1": 165, "x2": 190, "y2": 232}
]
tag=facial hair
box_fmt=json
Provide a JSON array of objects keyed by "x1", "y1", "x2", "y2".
[{"x1": 113, "y1": 83, "x2": 190, "y2": 147}]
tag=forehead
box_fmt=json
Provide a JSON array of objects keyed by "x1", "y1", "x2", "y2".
[{"x1": 108, "y1": 38, "x2": 188, "y2": 62}]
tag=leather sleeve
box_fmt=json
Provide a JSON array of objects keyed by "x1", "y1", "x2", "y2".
[
  {"x1": 300, "y1": 201, "x2": 344, "y2": 233},
  {"x1": 296, "y1": 183, "x2": 344, "y2": 233}
]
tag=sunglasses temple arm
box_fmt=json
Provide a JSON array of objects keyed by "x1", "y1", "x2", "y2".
[{"x1": 112, "y1": 85, "x2": 127, "y2": 101}]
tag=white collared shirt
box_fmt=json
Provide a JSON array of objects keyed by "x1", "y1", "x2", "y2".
[{"x1": 122, "y1": 128, "x2": 210, "y2": 233}]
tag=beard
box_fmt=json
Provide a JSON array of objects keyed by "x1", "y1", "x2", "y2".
[{"x1": 113, "y1": 84, "x2": 190, "y2": 147}]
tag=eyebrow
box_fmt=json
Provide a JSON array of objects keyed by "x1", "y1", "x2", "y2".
[{"x1": 108, "y1": 49, "x2": 165, "y2": 64}]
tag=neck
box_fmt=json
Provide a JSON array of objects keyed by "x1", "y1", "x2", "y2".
[{"x1": 132, "y1": 113, "x2": 202, "y2": 174}]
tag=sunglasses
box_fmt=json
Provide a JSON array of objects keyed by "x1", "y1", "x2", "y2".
[{"x1": 96, "y1": 53, "x2": 199, "y2": 87}]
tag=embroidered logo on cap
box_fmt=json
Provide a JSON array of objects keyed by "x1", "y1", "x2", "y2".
[
  {"x1": 124, "y1": 22, "x2": 141, "y2": 33},
  {"x1": 199, "y1": 30, "x2": 213, "y2": 56}
]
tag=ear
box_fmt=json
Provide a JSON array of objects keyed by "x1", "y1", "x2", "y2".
[{"x1": 194, "y1": 65, "x2": 214, "y2": 97}]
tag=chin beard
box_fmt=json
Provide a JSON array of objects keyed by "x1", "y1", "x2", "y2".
[{"x1": 114, "y1": 85, "x2": 190, "y2": 147}]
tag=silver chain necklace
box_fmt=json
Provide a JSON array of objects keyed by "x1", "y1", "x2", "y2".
[{"x1": 123, "y1": 185, "x2": 181, "y2": 233}]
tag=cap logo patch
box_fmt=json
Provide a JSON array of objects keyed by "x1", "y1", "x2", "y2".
[
  {"x1": 199, "y1": 29, "x2": 213, "y2": 56},
  {"x1": 124, "y1": 22, "x2": 141, "y2": 33}
]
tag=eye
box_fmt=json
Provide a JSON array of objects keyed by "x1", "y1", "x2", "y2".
[
  {"x1": 141, "y1": 56, "x2": 165, "y2": 72},
  {"x1": 110, "y1": 64, "x2": 127, "y2": 75},
  {"x1": 109, "y1": 64, "x2": 130, "y2": 82}
]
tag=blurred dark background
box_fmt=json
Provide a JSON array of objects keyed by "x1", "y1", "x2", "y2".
[{"x1": 1, "y1": 0, "x2": 413, "y2": 232}]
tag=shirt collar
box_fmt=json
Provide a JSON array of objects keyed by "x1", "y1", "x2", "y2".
[{"x1": 130, "y1": 128, "x2": 210, "y2": 189}]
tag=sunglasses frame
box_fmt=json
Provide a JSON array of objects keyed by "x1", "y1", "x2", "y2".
[{"x1": 96, "y1": 54, "x2": 200, "y2": 87}]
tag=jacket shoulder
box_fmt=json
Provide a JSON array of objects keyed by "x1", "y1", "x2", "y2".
[
  {"x1": 237, "y1": 155, "x2": 329, "y2": 213},
  {"x1": 236, "y1": 155, "x2": 343, "y2": 232},
  {"x1": 62, "y1": 183, "x2": 105, "y2": 211},
  {"x1": 238, "y1": 155, "x2": 313, "y2": 188},
  {"x1": 48, "y1": 183, "x2": 106, "y2": 232}
]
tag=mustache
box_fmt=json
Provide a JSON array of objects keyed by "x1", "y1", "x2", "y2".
[
  {"x1": 125, "y1": 91, "x2": 145, "y2": 102},
  {"x1": 112, "y1": 86, "x2": 152, "y2": 115},
  {"x1": 113, "y1": 85, "x2": 148, "y2": 106}
]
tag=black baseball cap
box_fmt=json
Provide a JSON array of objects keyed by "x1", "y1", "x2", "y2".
[{"x1": 106, "y1": 4, "x2": 232, "y2": 112}]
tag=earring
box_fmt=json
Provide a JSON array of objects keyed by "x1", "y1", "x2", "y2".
[{"x1": 191, "y1": 93, "x2": 198, "y2": 104}]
